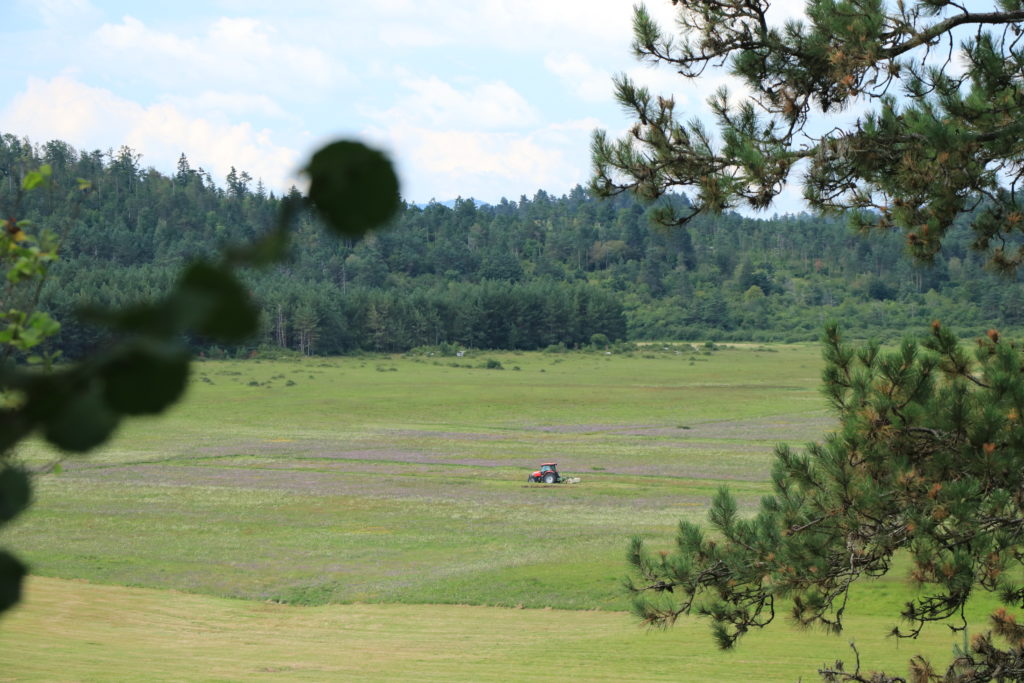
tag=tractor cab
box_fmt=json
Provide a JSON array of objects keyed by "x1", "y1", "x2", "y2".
[{"x1": 529, "y1": 462, "x2": 561, "y2": 484}]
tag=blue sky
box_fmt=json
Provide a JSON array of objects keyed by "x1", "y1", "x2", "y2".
[{"x1": 1, "y1": 0, "x2": 808, "y2": 210}]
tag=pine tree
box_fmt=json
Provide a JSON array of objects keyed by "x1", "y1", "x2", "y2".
[
  {"x1": 591, "y1": 2, "x2": 1024, "y2": 272},
  {"x1": 0, "y1": 138, "x2": 402, "y2": 618},
  {"x1": 596, "y1": 3, "x2": 1024, "y2": 679},
  {"x1": 175, "y1": 153, "x2": 191, "y2": 186},
  {"x1": 627, "y1": 324, "x2": 1024, "y2": 680}
]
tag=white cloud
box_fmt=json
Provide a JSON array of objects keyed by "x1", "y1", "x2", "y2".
[
  {"x1": 357, "y1": 75, "x2": 587, "y2": 200},
  {"x1": 542, "y1": 48, "x2": 742, "y2": 111},
  {"x1": 160, "y1": 91, "x2": 293, "y2": 122},
  {"x1": 5, "y1": 0, "x2": 806, "y2": 209},
  {"x1": 362, "y1": 115, "x2": 605, "y2": 202},
  {"x1": 456, "y1": 0, "x2": 681, "y2": 52},
  {"x1": 92, "y1": 16, "x2": 340, "y2": 95},
  {"x1": 252, "y1": 1, "x2": 678, "y2": 55},
  {"x1": 0, "y1": 77, "x2": 300, "y2": 190},
  {"x1": 544, "y1": 53, "x2": 612, "y2": 103},
  {"x1": 372, "y1": 76, "x2": 539, "y2": 130},
  {"x1": 377, "y1": 22, "x2": 447, "y2": 49},
  {"x1": 364, "y1": 121, "x2": 587, "y2": 201},
  {"x1": 29, "y1": 0, "x2": 98, "y2": 28}
]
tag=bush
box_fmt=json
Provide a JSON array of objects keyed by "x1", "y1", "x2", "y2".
[
  {"x1": 251, "y1": 345, "x2": 303, "y2": 360},
  {"x1": 405, "y1": 342, "x2": 462, "y2": 358}
]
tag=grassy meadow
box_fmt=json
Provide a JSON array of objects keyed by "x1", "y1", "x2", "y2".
[{"x1": 0, "y1": 344, "x2": 986, "y2": 679}]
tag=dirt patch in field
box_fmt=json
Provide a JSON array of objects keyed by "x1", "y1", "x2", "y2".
[
  {"x1": 669, "y1": 414, "x2": 836, "y2": 442},
  {"x1": 62, "y1": 463, "x2": 707, "y2": 509},
  {"x1": 378, "y1": 429, "x2": 512, "y2": 441},
  {"x1": 649, "y1": 440, "x2": 767, "y2": 453},
  {"x1": 64, "y1": 462, "x2": 442, "y2": 498},
  {"x1": 290, "y1": 448, "x2": 442, "y2": 463},
  {"x1": 55, "y1": 414, "x2": 833, "y2": 494},
  {"x1": 265, "y1": 448, "x2": 512, "y2": 468},
  {"x1": 533, "y1": 414, "x2": 834, "y2": 443},
  {"x1": 532, "y1": 424, "x2": 637, "y2": 434},
  {"x1": 596, "y1": 460, "x2": 771, "y2": 481}
]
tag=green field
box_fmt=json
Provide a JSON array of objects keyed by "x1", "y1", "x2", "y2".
[{"x1": 0, "y1": 345, "x2": 984, "y2": 680}]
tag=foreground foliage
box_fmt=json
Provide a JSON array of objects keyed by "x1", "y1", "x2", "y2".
[
  {"x1": 593, "y1": 1, "x2": 1024, "y2": 272},
  {"x1": 0, "y1": 139, "x2": 401, "y2": 615},
  {"x1": 628, "y1": 323, "x2": 1024, "y2": 680}
]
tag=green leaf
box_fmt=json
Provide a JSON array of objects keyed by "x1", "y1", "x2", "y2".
[
  {"x1": 100, "y1": 341, "x2": 190, "y2": 415},
  {"x1": 177, "y1": 263, "x2": 259, "y2": 342},
  {"x1": 78, "y1": 302, "x2": 177, "y2": 339},
  {"x1": 305, "y1": 141, "x2": 400, "y2": 238},
  {"x1": 223, "y1": 225, "x2": 289, "y2": 267},
  {"x1": 42, "y1": 381, "x2": 121, "y2": 453},
  {"x1": 0, "y1": 411, "x2": 32, "y2": 455},
  {"x1": 0, "y1": 550, "x2": 27, "y2": 614},
  {"x1": 0, "y1": 465, "x2": 30, "y2": 523},
  {"x1": 20, "y1": 165, "x2": 51, "y2": 191},
  {"x1": 17, "y1": 312, "x2": 60, "y2": 350}
]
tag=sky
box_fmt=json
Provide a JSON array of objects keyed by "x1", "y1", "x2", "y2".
[{"x1": 1, "y1": 0, "x2": 809, "y2": 211}]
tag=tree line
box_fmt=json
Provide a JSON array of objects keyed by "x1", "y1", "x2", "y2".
[{"x1": 1, "y1": 132, "x2": 1017, "y2": 358}]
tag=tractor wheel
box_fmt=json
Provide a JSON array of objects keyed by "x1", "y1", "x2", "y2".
[
  {"x1": 543, "y1": 473, "x2": 556, "y2": 484},
  {"x1": 527, "y1": 475, "x2": 535, "y2": 482}
]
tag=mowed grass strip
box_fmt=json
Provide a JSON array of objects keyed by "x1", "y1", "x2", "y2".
[{"x1": 0, "y1": 576, "x2": 974, "y2": 682}]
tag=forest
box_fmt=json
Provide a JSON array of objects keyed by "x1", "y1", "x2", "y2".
[{"x1": 2, "y1": 132, "x2": 1018, "y2": 358}]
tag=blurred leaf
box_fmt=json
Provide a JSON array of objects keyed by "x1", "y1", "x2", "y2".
[
  {"x1": 77, "y1": 301, "x2": 177, "y2": 339},
  {"x1": 0, "y1": 410, "x2": 31, "y2": 454},
  {"x1": 0, "y1": 465, "x2": 29, "y2": 523},
  {"x1": 42, "y1": 381, "x2": 121, "y2": 453},
  {"x1": 223, "y1": 225, "x2": 289, "y2": 267},
  {"x1": 0, "y1": 551, "x2": 26, "y2": 613},
  {"x1": 177, "y1": 263, "x2": 259, "y2": 342},
  {"x1": 18, "y1": 312, "x2": 60, "y2": 350},
  {"x1": 21, "y1": 165, "x2": 51, "y2": 191},
  {"x1": 306, "y1": 141, "x2": 400, "y2": 238},
  {"x1": 101, "y1": 341, "x2": 190, "y2": 415}
]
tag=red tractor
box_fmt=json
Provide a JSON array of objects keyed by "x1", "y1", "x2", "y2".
[{"x1": 528, "y1": 462, "x2": 561, "y2": 484}]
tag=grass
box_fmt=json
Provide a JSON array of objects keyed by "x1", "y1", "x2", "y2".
[
  {"x1": 0, "y1": 344, "x2": 983, "y2": 678},
  {"x1": 0, "y1": 577, "x2": 978, "y2": 682}
]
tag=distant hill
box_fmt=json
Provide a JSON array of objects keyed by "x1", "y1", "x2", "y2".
[{"x1": 3, "y1": 133, "x2": 1019, "y2": 357}]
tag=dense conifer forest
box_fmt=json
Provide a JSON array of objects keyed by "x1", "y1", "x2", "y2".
[{"x1": 2, "y1": 133, "x2": 1017, "y2": 358}]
